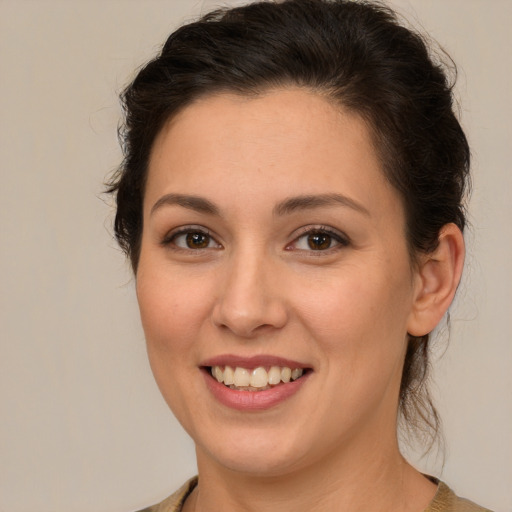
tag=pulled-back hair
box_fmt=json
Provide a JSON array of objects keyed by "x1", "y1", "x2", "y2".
[{"x1": 107, "y1": 0, "x2": 470, "y2": 448}]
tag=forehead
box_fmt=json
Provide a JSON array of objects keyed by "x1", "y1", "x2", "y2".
[{"x1": 145, "y1": 88, "x2": 399, "y2": 220}]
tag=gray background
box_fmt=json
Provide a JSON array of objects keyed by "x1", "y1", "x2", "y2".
[{"x1": 1, "y1": 1, "x2": 511, "y2": 511}]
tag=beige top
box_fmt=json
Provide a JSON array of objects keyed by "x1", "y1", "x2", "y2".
[{"x1": 137, "y1": 477, "x2": 492, "y2": 512}]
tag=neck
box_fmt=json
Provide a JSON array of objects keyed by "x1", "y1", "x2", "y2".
[{"x1": 188, "y1": 432, "x2": 436, "y2": 512}]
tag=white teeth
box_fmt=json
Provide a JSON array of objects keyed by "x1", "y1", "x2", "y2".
[
  {"x1": 281, "y1": 367, "x2": 292, "y2": 383},
  {"x1": 213, "y1": 366, "x2": 224, "y2": 383},
  {"x1": 233, "y1": 367, "x2": 250, "y2": 387},
  {"x1": 291, "y1": 368, "x2": 303, "y2": 381},
  {"x1": 268, "y1": 366, "x2": 281, "y2": 385},
  {"x1": 211, "y1": 365, "x2": 305, "y2": 390},
  {"x1": 250, "y1": 367, "x2": 268, "y2": 388},
  {"x1": 223, "y1": 365, "x2": 234, "y2": 385}
]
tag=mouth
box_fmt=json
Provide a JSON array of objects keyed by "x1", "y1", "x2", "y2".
[
  {"x1": 200, "y1": 355, "x2": 312, "y2": 409},
  {"x1": 207, "y1": 365, "x2": 309, "y2": 391}
]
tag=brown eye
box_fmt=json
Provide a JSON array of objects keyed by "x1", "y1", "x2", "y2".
[
  {"x1": 186, "y1": 232, "x2": 211, "y2": 249},
  {"x1": 167, "y1": 229, "x2": 220, "y2": 250},
  {"x1": 307, "y1": 233, "x2": 332, "y2": 250},
  {"x1": 289, "y1": 227, "x2": 348, "y2": 252}
]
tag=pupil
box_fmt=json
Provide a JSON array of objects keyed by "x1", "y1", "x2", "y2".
[
  {"x1": 186, "y1": 232, "x2": 209, "y2": 249},
  {"x1": 308, "y1": 233, "x2": 331, "y2": 250}
]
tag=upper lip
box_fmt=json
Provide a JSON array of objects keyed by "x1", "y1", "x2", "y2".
[{"x1": 200, "y1": 354, "x2": 310, "y2": 369}]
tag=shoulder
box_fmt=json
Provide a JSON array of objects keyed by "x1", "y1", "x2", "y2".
[
  {"x1": 426, "y1": 481, "x2": 493, "y2": 512},
  {"x1": 134, "y1": 477, "x2": 492, "y2": 512},
  {"x1": 135, "y1": 477, "x2": 198, "y2": 512}
]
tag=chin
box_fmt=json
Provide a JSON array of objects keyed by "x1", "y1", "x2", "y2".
[
  {"x1": 196, "y1": 424, "x2": 310, "y2": 477},
  {"x1": 207, "y1": 448, "x2": 306, "y2": 478}
]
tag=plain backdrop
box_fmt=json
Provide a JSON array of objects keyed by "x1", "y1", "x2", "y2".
[{"x1": 0, "y1": 1, "x2": 511, "y2": 511}]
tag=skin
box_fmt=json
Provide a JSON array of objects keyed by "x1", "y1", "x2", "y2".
[{"x1": 136, "y1": 88, "x2": 464, "y2": 512}]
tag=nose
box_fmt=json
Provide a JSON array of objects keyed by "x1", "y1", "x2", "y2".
[{"x1": 211, "y1": 251, "x2": 288, "y2": 338}]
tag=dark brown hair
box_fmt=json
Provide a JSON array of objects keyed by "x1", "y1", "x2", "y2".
[{"x1": 107, "y1": 0, "x2": 470, "y2": 447}]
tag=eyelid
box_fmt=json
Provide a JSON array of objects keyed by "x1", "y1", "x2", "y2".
[
  {"x1": 161, "y1": 225, "x2": 222, "y2": 249},
  {"x1": 286, "y1": 225, "x2": 350, "y2": 251},
  {"x1": 160, "y1": 224, "x2": 348, "y2": 252}
]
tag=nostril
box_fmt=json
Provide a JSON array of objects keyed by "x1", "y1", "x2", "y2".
[{"x1": 211, "y1": 273, "x2": 288, "y2": 336}]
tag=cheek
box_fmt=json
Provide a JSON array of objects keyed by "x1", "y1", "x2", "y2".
[
  {"x1": 135, "y1": 264, "x2": 214, "y2": 424},
  {"x1": 136, "y1": 264, "x2": 213, "y2": 355},
  {"x1": 293, "y1": 263, "x2": 413, "y2": 366}
]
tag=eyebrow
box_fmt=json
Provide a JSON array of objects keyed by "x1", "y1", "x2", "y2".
[
  {"x1": 150, "y1": 192, "x2": 369, "y2": 218},
  {"x1": 150, "y1": 193, "x2": 220, "y2": 216},
  {"x1": 273, "y1": 193, "x2": 370, "y2": 217}
]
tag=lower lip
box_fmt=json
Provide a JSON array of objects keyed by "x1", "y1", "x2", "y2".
[{"x1": 202, "y1": 369, "x2": 310, "y2": 411}]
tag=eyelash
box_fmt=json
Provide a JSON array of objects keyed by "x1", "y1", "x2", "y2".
[
  {"x1": 161, "y1": 225, "x2": 350, "y2": 253},
  {"x1": 161, "y1": 226, "x2": 221, "y2": 251},
  {"x1": 288, "y1": 226, "x2": 350, "y2": 253}
]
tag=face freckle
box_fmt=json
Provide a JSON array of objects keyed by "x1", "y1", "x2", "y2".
[{"x1": 136, "y1": 87, "x2": 420, "y2": 476}]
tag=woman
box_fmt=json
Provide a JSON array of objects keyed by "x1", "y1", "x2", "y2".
[{"x1": 108, "y1": 0, "x2": 491, "y2": 510}]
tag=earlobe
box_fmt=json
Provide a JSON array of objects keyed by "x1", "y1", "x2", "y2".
[{"x1": 407, "y1": 223, "x2": 465, "y2": 337}]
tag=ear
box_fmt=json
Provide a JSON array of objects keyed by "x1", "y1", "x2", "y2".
[{"x1": 407, "y1": 223, "x2": 465, "y2": 337}]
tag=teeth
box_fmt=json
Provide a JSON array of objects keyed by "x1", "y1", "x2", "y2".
[
  {"x1": 213, "y1": 366, "x2": 224, "y2": 383},
  {"x1": 268, "y1": 366, "x2": 281, "y2": 385},
  {"x1": 223, "y1": 365, "x2": 234, "y2": 385},
  {"x1": 281, "y1": 367, "x2": 291, "y2": 383},
  {"x1": 250, "y1": 367, "x2": 268, "y2": 388},
  {"x1": 291, "y1": 368, "x2": 303, "y2": 381},
  {"x1": 210, "y1": 365, "x2": 305, "y2": 390},
  {"x1": 233, "y1": 367, "x2": 250, "y2": 387}
]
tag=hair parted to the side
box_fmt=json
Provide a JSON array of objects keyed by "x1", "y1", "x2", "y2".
[{"x1": 107, "y1": 0, "x2": 470, "y2": 450}]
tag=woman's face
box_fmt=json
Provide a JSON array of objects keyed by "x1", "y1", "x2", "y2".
[{"x1": 137, "y1": 88, "x2": 423, "y2": 476}]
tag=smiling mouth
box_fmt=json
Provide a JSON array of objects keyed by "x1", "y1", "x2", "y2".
[{"x1": 208, "y1": 365, "x2": 308, "y2": 391}]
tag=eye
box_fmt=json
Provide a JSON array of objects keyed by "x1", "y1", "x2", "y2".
[
  {"x1": 163, "y1": 227, "x2": 221, "y2": 250},
  {"x1": 302, "y1": 232, "x2": 334, "y2": 250},
  {"x1": 289, "y1": 227, "x2": 349, "y2": 252}
]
